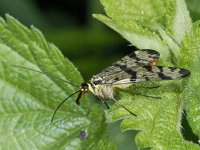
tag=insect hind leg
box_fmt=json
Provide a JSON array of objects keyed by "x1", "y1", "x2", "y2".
[
  {"x1": 112, "y1": 98, "x2": 137, "y2": 117},
  {"x1": 136, "y1": 93, "x2": 161, "y2": 99},
  {"x1": 119, "y1": 88, "x2": 161, "y2": 99},
  {"x1": 133, "y1": 84, "x2": 159, "y2": 89}
]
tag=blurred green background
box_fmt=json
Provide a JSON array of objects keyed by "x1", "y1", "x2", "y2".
[{"x1": 0, "y1": 0, "x2": 199, "y2": 149}]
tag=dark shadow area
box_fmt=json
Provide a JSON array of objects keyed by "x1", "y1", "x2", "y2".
[
  {"x1": 181, "y1": 110, "x2": 199, "y2": 145},
  {"x1": 36, "y1": 0, "x2": 88, "y2": 26}
]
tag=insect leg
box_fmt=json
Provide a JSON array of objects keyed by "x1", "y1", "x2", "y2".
[
  {"x1": 113, "y1": 98, "x2": 137, "y2": 117},
  {"x1": 118, "y1": 88, "x2": 161, "y2": 99},
  {"x1": 133, "y1": 84, "x2": 159, "y2": 89},
  {"x1": 104, "y1": 102, "x2": 110, "y2": 109},
  {"x1": 135, "y1": 93, "x2": 161, "y2": 99}
]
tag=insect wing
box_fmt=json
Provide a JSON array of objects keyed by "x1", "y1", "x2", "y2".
[
  {"x1": 91, "y1": 49, "x2": 160, "y2": 85},
  {"x1": 112, "y1": 66, "x2": 190, "y2": 85},
  {"x1": 127, "y1": 49, "x2": 160, "y2": 66},
  {"x1": 91, "y1": 49, "x2": 190, "y2": 87}
]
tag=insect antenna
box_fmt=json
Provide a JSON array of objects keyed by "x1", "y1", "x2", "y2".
[
  {"x1": 12, "y1": 65, "x2": 79, "y2": 87},
  {"x1": 50, "y1": 90, "x2": 80, "y2": 124}
]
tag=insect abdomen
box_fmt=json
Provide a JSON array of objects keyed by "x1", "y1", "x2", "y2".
[{"x1": 91, "y1": 84, "x2": 115, "y2": 101}]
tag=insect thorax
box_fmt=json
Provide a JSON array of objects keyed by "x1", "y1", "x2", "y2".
[{"x1": 88, "y1": 82, "x2": 115, "y2": 101}]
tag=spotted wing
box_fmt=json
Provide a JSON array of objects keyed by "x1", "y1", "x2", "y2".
[
  {"x1": 107, "y1": 49, "x2": 159, "y2": 68},
  {"x1": 91, "y1": 49, "x2": 189, "y2": 86},
  {"x1": 91, "y1": 49, "x2": 159, "y2": 84},
  {"x1": 110, "y1": 66, "x2": 190, "y2": 86}
]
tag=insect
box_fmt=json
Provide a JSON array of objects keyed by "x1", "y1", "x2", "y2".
[{"x1": 13, "y1": 49, "x2": 190, "y2": 123}]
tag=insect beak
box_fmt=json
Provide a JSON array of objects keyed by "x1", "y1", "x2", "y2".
[
  {"x1": 76, "y1": 91, "x2": 83, "y2": 105},
  {"x1": 76, "y1": 83, "x2": 89, "y2": 105}
]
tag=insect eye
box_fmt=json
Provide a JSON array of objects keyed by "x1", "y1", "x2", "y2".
[{"x1": 81, "y1": 83, "x2": 88, "y2": 90}]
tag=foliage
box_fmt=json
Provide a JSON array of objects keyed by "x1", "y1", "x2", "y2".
[
  {"x1": 94, "y1": 0, "x2": 192, "y2": 63},
  {"x1": 0, "y1": 0, "x2": 200, "y2": 149},
  {"x1": 94, "y1": 0, "x2": 200, "y2": 149},
  {"x1": 0, "y1": 15, "x2": 114, "y2": 150}
]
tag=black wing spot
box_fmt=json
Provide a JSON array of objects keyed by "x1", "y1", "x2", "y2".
[
  {"x1": 145, "y1": 49, "x2": 160, "y2": 55},
  {"x1": 157, "y1": 66, "x2": 164, "y2": 72},
  {"x1": 145, "y1": 66, "x2": 152, "y2": 71},
  {"x1": 114, "y1": 77, "x2": 119, "y2": 81},
  {"x1": 179, "y1": 69, "x2": 190, "y2": 77},
  {"x1": 158, "y1": 73, "x2": 172, "y2": 80},
  {"x1": 128, "y1": 52, "x2": 136, "y2": 58},
  {"x1": 169, "y1": 67, "x2": 177, "y2": 72},
  {"x1": 93, "y1": 80, "x2": 102, "y2": 85},
  {"x1": 130, "y1": 72, "x2": 137, "y2": 81},
  {"x1": 145, "y1": 77, "x2": 150, "y2": 81}
]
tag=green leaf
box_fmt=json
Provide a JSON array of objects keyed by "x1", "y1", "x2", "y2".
[
  {"x1": 107, "y1": 81, "x2": 199, "y2": 149},
  {"x1": 94, "y1": 0, "x2": 200, "y2": 149},
  {"x1": 0, "y1": 15, "x2": 114, "y2": 150},
  {"x1": 180, "y1": 21, "x2": 200, "y2": 139},
  {"x1": 93, "y1": 0, "x2": 192, "y2": 62}
]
